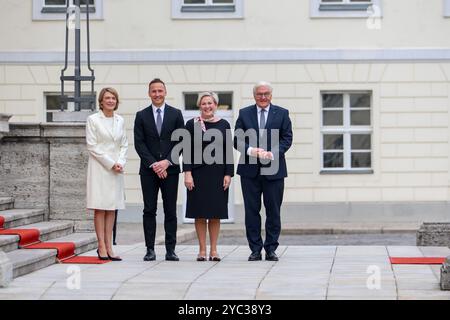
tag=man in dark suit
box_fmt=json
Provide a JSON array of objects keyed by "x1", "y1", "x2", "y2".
[
  {"x1": 134, "y1": 78, "x2": 185, "y2": 261},
  {"x1": 234, "y1": 81, "x2": 293, "y2": 262}
]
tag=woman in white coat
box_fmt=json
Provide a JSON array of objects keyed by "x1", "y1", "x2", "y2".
[{"x1": 86, "y1": 87, "x2": 128, "y2": 261}]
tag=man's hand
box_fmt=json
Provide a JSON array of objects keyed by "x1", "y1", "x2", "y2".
[
  {"x1": 250, "y1": 147, "x2": 265, "y2": 157},
  {"x1": 157, "y1": 170, "x2": 168, "y2": 179},
  {"x1": 152, "y1": 160, "x2": 170, "y2": 175},
  {"x1": 259, "y1": 151, "x2": 274, "y2": 160}
]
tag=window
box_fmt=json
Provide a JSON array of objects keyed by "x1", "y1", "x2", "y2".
[
  {"x1": 183, "y1": 92, "x2": 233, "y2": 111},
  {"x1": 321, "y1": 92, "x2": 372, "y2": 173},
  {"x1": 182, "y1": 0, "x2": 235, "y2": 12},
  {"x1": 172, "y1": 0, "x2": 244, "y2": 19},
  {"x1": 45, "y1": 92, "x2": 95, "y2": 122},
  {"x1": 445, "y1": 0, "x2": 450, "y2": 17},
  {"x1": 310, "y1": 0, "x2": 382, "y2": 18},
  {"x1": 33, "y1": 0, "x2": 103, "y2": 20}
]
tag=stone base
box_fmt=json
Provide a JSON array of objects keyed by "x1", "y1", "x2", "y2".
[
  {"x1": 416, "y1": 223, "x2": 450, "y2": 247},
  {"x1": 0, "y1": 251, "x2": 13, "y2": 288},
  {"x1": 440, "y1": 257, "x2": 450, "y2": 290},
  {"x1": 74, "y1": 220, "x2": 95, "y2": 232}
]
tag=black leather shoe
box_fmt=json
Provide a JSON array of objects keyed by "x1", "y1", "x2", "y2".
[
  {"x1": 143, "y1": 248, "x2": 156, "y2": 261},
  {"x1": 265, "y1": 252, "x2": 279, "y2": 261},
  {"x1": 165, "y1": 251, "x2": 180, "y2": 261},
  {"x1": 248, "y1": 252, "x2": 262, "y2": 261}
]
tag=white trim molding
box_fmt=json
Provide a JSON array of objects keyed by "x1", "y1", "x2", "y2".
[
  {"x1": 171, "y1": 0, "x2": 244, "y2": 20},
  {"x1": 310, "y1": 0, "x2": 383, "y2": 18},
  {"x1": 1, "y1": 48, "x2": 450, "y2": 64},
  {"x1": 32, "y1": 0, "x2": 104, "y2": 21}
]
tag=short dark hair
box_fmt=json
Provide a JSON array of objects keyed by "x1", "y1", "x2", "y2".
[{"x1": 149, "y1": 78, "x2": 166, "y2": 89}]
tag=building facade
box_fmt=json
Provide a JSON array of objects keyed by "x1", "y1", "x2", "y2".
[{"x1": 1, "y1": 0, "x2": 450, "y2": 224}]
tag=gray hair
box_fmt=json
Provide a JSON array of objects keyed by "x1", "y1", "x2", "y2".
[
  {"x1": 196, "y1": 91, "x2": 219, "y2": 107},
  {"x1": 253, "y1": 81, "x2": 273, "y2": 95}
]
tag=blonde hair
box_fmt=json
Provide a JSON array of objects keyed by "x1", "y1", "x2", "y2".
[
  {"x1": 98, "y1": 87, "x2": 120, "y2": 111},
  {"x1": 196, "y1": 91, "x2": 219, "y2": 107}
]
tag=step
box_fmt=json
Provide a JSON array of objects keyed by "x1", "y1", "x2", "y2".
[
  {"x1": 0, "y1": 220, "x2": 74, "y2": 252},
  {"x1": 6, "y1": 232, "x2": 98, "y2": 278},
  {"x1": 0, "y1": 197, "x2": 14, "y2": 211},
  {"x1": 0, "y1": 208, "x2": 44, "y2": 229}
]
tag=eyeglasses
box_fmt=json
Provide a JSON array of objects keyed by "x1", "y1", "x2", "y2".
[{"x1": 255, "y1": 92, "x2": 272, "y2": 98}]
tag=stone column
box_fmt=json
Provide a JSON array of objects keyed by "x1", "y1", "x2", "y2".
[
  {"x1": 441, "y1": 257, "x2": 450, "y2": 290},
  {"x1": 0, "y1": 113, "x2": 12, "y2": 140},
  {"x1": 0, "y1": 122, "x2": 92, "y2": 231},
  {"x1": 0, "y1": 251, "x2": 13, "y2": 288}
]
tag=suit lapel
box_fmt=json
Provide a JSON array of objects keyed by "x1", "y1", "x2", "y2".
[
  {"x1": 251, "y1": 105, "x2": 259, "y2": 130},
  {"x1": 97, "y1": 111, "x2": 115, "y2": 140},
  {"x1": 265, "y1": 104, "x2": 278, "y2": 130},
  {"x1": 146, "y1": 106, "x2": 159, "y2": 136},
  {"x1": 160, "y1": 105, "x2": 171, "y2": 136}
]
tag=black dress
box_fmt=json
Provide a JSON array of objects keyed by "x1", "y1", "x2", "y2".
[{"x1": 183, "y1": 118, "x2": 234, "y2": 219}]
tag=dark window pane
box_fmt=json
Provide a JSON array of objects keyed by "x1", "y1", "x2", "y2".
[
  {"x1": 351, "y1": 134, "x2": 371, "y2": 150},
  {"x1": 45, "y1": 0, "x2": 66, "y2": 5},
  {"x1": 184, "y1": 92, "x2": 232, "y2": 111},
  {"x1": 350, "y1": 93, "x2": 370, "y2": 109},
  {"x1": 323, "y1": 134, "x2": 343, "y2": 150},
  {"x1": 217, "y1": 93, "x2": 232, "y2": 110},
  {"x1": 184, "y1": 0, "x2": 206, "y2": 4},
  {"x1": 80, "y1": 0, "x2": 95, "y2": 5},
  {"x1": 351, "y1": 152, "x2": 371, "y2": 168},
  {"x1": 323, "y1": 152, "x2": 344, "y2": 168},
  {"x1": 184, "y1": 93, "x2": 198, "y2": 110},
  {"x1": 350, "y1": 110, "x2": 370, "y2": 125},
  {"x1": 323, "y1": 110, "x2": 343, "y2": 126},
  {"x1": 322, "y1": 94, "x2": 343, "y2": 109},
  {"x1": 46, "y1": 92, "x2": 95, "y2": 111},
  {"x1": 213, "y1": 0, "x2": 233, "y2": 3}
]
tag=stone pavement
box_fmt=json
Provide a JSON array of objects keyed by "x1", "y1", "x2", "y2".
[{"x1": 1, "y1": 243, "x2": 449, "y2": 300}]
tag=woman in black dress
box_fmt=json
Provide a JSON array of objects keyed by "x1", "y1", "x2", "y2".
[{"x1": 183, "y1": 92, "x2": 234, "y2": 261}]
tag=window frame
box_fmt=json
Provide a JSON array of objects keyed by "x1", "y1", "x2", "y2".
[
  {"x1": 320, "y1": 91, "x2": 373, "y2": 174},
  {"x1": 310, "y1": 0, "x2": 382, "y2": 18},
  {"x1": 172, "y1": 0, "x2": 244, "y2": 19},
  {"x1": 33, "y1": 0, "x2": 104, "y2": 21}
]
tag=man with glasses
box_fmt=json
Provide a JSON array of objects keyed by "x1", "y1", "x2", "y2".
[{"x1": 234, "y1": 81, "x2": 293, "y2": 261}]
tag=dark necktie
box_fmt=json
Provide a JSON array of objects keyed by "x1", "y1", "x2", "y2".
[
  {"x1": 156, "y1": 108, "x2": 162, "y2": 136},
  {"x1": 259, "y1": 108, "x2": 266, "y2": 136}
]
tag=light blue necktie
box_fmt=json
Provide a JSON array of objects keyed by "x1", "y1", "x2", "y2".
[{"x1": 156, "y1": 108, "x2": 162, "y2": 136}]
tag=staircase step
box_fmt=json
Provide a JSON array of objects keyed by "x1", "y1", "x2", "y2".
[
  {"x1": 0, "y1": 197, "x2": 14, "y2": 211},
  {"x1": 45, "y1": 232, "x2": 98, "y2": 255},
  {"x1": 0, "y1": 220, "x2": 74, "y2": 252},
  {"x1": 0, "y1": 209, "x2": 44, "y2": 229},
  {"x1": 6, "y1": 232, "x2": 98, "y2": 278}
]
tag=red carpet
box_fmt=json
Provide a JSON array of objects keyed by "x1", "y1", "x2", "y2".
[
  {"x1": 0, "y1": 216, "x2": 4, "y2": 229},
  {"x1": 390, "y1": 257, "x2": 446, "y2": 265},
  {"x1": 0, "y1": 228, "x2": 41, "y2": 247},
  {"x1": 61, "y1": 256, "x2": 111, "y2": 264},
  {"x1": 25, "y1": 242, "x2": 76, "y2": 261}
]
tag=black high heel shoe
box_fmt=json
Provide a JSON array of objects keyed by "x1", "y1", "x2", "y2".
[
  {"x1": 107, "y1": 253, "x2": 122, "y2": 261},
  {"x1": 97, "y1": 249, "x2": 110, "y2": 261}
]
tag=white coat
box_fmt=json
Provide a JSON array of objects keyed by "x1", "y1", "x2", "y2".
[{"x1": 86, "y1": 111, "x2": 128, "y2": 210}]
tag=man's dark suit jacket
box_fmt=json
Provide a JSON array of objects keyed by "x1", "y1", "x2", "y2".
[
  {"x1": 234, "y1": 104, "x2": 293, "y2": 180},
  {"x1": 134, "y1": 104, "x2": 185, "y2": 175}
]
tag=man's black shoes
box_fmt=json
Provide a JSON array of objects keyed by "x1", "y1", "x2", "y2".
[
  {"x1": 143, "y1": 248, "x2": 156, "y2": 261},
  {"x1": 248, "y1": 252, "x2": 262, "y2": 261},
  {"x1": 265, "y1": 251, "x2": 279, "y2": 261},
  {"x1": 165, "y1": 251, "x2": 180, "y2": 261}
]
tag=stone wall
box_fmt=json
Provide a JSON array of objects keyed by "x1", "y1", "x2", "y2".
[{"x1": 0, "y1": 123, "x2": 92, "y2": 231}]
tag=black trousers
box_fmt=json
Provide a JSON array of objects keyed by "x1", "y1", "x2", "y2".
[
  {"x1": 240, "y1": 175, "x2": 284, "y2": 254},
  {"x1": 140, "y1": 173, "x2": 179, "y2": 252}
]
